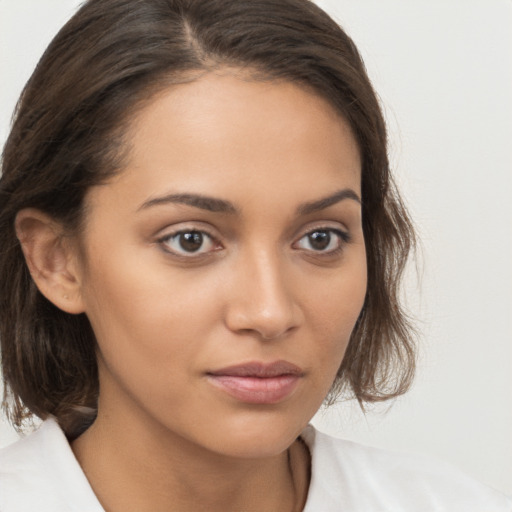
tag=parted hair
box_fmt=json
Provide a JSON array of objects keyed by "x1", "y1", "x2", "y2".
[{"x1": 0, "y1": 0, "x2": 416, "y2": 438}]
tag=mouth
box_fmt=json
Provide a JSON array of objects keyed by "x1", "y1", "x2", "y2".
[{"x1": 206, "y1": 361, "x2": 303, "y2": 404}]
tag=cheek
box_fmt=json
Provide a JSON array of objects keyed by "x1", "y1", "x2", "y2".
[
  {"x1": 308, "y1": 249, "x2": 367, "y2": 331},
  {"x1": 82, "y1": 265, "x2": 223, "y2": 422},
  {"x1": 295, "y1": 258, "x2": 366, "y2": 381},
  {"x1": 79, "y1": 243, "x2": 223, "y2": 382}
]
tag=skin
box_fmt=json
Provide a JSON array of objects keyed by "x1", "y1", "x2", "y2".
[{"x1": 19, "y1": 72, "x2": 367, "y2": 511}]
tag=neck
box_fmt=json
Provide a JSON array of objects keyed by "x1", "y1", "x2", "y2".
[{"x1": 71, "y1": 407, "x2": 310, "y2": 512}]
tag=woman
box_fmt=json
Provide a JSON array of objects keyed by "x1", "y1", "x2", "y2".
[{"x1": 0, "y1": 0, "x2": 510, "y2": 510}]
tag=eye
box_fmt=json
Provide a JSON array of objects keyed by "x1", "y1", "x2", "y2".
[
  {"x1": 294, "y1": 228, "x2": 349, "y2": 253},
  {"x1": 159, "y1": 230, "x2": 219, "y2": 256}
]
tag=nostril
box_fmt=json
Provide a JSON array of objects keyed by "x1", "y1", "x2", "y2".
[
  {"x1": 225, "y1": 300, "x2": 302, "y2": 341},
  {"x1": 259, "y1": 324, "x2": 297, "y2": 341}
]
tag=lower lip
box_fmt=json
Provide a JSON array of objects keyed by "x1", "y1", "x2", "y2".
[{"x1": 207, "y1": 375, "x2": 301, "y2": 404}]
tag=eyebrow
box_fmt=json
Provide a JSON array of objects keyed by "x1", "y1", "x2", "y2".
[
  {"x1": 296, "y1": 188, "x2": 361, "y2": 215},
  {"x1": 138, "y1": 193, "x2": 239, "y2": 214},
  {"x1": 138, "y1": 188, "x2": 361, "y2": 215}
]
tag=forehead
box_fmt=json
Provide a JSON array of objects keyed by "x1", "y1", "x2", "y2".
[{"x1": 87, "y1": 73, "x2": 361, "y2": 216}]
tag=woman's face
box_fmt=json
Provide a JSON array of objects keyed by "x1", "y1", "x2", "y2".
[{"x1": 76, "y1": 72, "x2": 366, "y2": 458}]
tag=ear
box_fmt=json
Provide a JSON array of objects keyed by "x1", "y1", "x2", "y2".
[{"x1": 15, "y1": 208, "x2": 85, "y2": 314}]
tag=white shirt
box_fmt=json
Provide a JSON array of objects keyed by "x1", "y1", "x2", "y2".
[{"x1": 1, "y1": 418, "x2": 510, "y2": 511}]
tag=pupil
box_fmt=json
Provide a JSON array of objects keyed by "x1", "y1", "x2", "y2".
[
  {"x1": 309, "y1": 231, "x2": 330, "y2": 250},
  {"x1": 179, "y1": 232, "x2": 203, "y2": 252}
]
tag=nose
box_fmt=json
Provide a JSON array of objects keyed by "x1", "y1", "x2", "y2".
[{"x1": 224, "y1": 248, "x2": 303, "y2": 340}]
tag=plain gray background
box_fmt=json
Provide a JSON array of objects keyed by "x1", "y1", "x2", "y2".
[{"x1": 1, "y1": 0, "x2": 511, "y2": 496}]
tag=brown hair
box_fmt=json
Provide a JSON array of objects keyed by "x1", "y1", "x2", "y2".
[{"x1": 0, "y1": 0, "x2": 415, "y2": 437}]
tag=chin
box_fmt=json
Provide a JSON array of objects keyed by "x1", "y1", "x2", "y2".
[{"x1": 189, "y1": 407, "x2": 313, "y2": 459}]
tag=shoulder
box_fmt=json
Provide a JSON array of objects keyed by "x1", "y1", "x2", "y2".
[
  {"x1": 301, "y1": 425, "x2": 512, "y2": 512},
  {"x1": 0, "y1": 418, "x2": 103, "y2": 512}
]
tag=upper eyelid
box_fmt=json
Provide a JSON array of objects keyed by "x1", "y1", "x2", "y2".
[
  {"x1": 294, "y1": 222, "x2": 350, "y2": 240},
  {"x1": 296, "y1": 227, "x2": 351, "y2": 244},
  {"x1": 156, "y1": 223, "x2": 218, "y2": 239},
  {"x1": 159, "y1": 230, "x2": 214, "y2": 242},
  {"x1": 302, "y1": 224, "x2": 349, "y2": 234},
  {"x1": 157, "y1": 230, "x2": 219, "y2": 249},
  {"x1": 154, "y1": 222, "x2": 351, "y2": 245}
]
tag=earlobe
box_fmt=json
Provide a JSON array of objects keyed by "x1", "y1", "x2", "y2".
[{"x1": 15, "y1": 208, "x2": 86, "y2": 314}]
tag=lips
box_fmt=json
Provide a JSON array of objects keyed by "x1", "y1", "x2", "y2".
[{"x1": 206, "y1": 361, "x2": 303, "y2": 404}]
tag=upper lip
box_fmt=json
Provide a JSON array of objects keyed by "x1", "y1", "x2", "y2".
[{"x1": 207, "y1": 360, "x2": 303, "y2": 378}]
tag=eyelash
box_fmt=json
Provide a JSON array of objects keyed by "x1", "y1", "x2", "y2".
[{"x1": 157, "y1": 227, "x2": 350, "y2": 258}]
